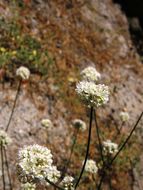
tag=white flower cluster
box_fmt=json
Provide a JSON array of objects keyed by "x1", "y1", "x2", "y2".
[
  {"x1": 81, "y1": 66, "x2": 101, "y2": 82},
  {"x1": 84, "y1": 159, "x2": 98, "y2": 174},
  {"x1": 72, "y1": 119, "x2": 86, "y2": 132},
  {"x1": 76, "y1": 81, "x2": 109, "y2": 107},
  {"x1": 17, "y1": 144, "x2": 60, "y2": 185},
  {"x1": 16, "y1": 66, "x2": 30, "y2": 80},
  {"x1": 0, "y1": 130, "x2": 12, "y2": 147},
  {"x1": 61, "y1": 176, "x2": 74, "y2": 190},
  {"x1": 41, "y1": 119, "x2": 53, "y2": 129},
  {"x1": 21, "y1": 182, "x2": 36, "y2": 190},
  {"x1": 119, "y1": 111, "x2": 130, "y2": 122},
  {"x1": 103, "y1": 140, "x2": 118, "y2": 155}
]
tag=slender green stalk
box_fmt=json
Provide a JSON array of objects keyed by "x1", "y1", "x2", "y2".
[
  {"x1": 74, "y1": 107, "x2": 93, "y2": 189},
  {"x1": 1, "y1": 145, "x2": 6, "y2": 190},
  {"x1": 4, "y1": 148, "x2": 13, "y2": 190},
  {"x1": 96, "y1": 111, "x2": 143, "y2": 190},
  {"x1": 94, "y1": 109, "x2": 104, "y2": 164},
  {"x1": 5, "y1": 80, "x2": 21, "y2": 132}
]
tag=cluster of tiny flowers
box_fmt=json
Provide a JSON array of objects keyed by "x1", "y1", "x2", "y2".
[
  {"x1": 17, "y1": 144, "x2": 60, "y2": 185},
  {"x1": 119, "y1": 111, "x2": 130, "y2": 122},
  {"x1": 84, "y1": 159, "x2": 98, "y2": 174},
  {"x1": 61, "y1": 176, "x2": 74, "y2": 190},
  {"x1": 80, "y1": 66, "x2": 101, "y2": 82},
  {"x1": 103, "y1": 140, "x2": 118, "y2": 155},
  {"x1": 76, "y1": 81, "x2": 109, "y2": 107},
  {"x1": 72, "y1": 119, "x2": 87, "y2": 132},
  {"x1": 21, "y1": 182, "x2": 36, "y2": 190},
  {"x1": 16, "y1": 66, "x2": 30, "y2": 80},
  {"x1": 0, "y1": 130, "x2": 12, "y2": 147},
  {"x1": 41, "y1": 119, "x2": 53, "y2": 129},
  {"x1": 42, "y1": 165, "x2": 61, "y2": 185}
]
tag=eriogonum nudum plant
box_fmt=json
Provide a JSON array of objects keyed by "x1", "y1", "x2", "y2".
[
  {"x1": 16, "y1": 66, "x2": 30, "y2": 80},
  {"x1": 81, "y1": 66, "x2": 101, "y2": 82},
  {"x1": 21, "y1": 182, "x2": 36, "y2": 190},
  {"x1": 103, "y1": 140, "x2": 118, "y2": 155},
  {"x1": 84, "y1": 159, "x2": 98, "y2": 174},
  {"x1": 72, "y1": 119, "x2": 87, "y2": 132},
  {"x1": 61, "y1": 176, "x2": 74, "y2": 190},
  {"x1": 119, "y1": 111, "x2": 130, "y2": 122},
  {"x1": 17, "y1": 144, "x2": 60, "y2": 185},
  {"x1": 41, "y1": 119, "x2": 53, "y2": 129},
  {"x1": 0, "y1": 130, "x2": 12, "y2": 147},
  {"x1": 76, "y1": 81, "x2": 109, "y2": 107}
]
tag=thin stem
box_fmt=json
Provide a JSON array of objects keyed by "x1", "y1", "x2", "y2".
[
  {"x1": 1, "y1": 145, "x2": 6, "y2": 190},
  {"x1": 58, "y1": 128, "x2": 79, "y2": 184},
  {"x1": 5, "y1": 80, "x2": 21, "y2": 132},
  {"x1": 110, "y1": 111, "x2": 143, "y2": 165},
  {"x1": 96, "y1": 111, "x2": 143, "y2": 190},
  {"x1": 74, "y1": 107, "x2": 93, "y2": 189},
  {"x1": 4, "y1": 148, "x2": 13, "y2": 190},
  {"x1": 108, "y1": 177, "x2": 112, "y2": 190},
  {"x1": 45, "y1": 177, "x2": 65, "y2": 190},
  {"x1": 94, "y1": 110, "x2": 104, "y2": 164}
]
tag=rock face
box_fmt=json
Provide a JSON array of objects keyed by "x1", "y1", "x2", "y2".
[{"x1": 0, "y1": 0, "x2": 143, "y2": 190}]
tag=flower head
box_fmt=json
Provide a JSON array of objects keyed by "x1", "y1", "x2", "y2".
[
  {"x1": 16, "y1": 66, "x2": 30, "y2": 80},
  {"x1": 72, "y1": 119, "x2": 86, "y2": 132},
  {"x1": 81, "y1": 66, "x2": 101, "y2": 82},
  {"x1": 84, "y1": 159, "x2": 98, "y2": 174},
  {"x1": 0, "y1": 130, "x2": 12, "y2": 147},
  {"x1": 21, "y1": 182, "x2": 36, "y2": 190},
  {"x1": 119, "y1": 111, "x2": 130, "y2": 122},
  {"x1": 61, "y1": 176, "x2": 74, "y2": 190},
  {"x1": 76, "y1": 81, "x2": 109, "y2": 107},
  {"x1": 17, "y1": 144, "x2": 60, "y2": 184},
  {"x1": 103, "y1": 140, "x2": 118, "y2": 155},
  {"x1": 41, "y1": 119, "x2": 53, "y2": 129}
]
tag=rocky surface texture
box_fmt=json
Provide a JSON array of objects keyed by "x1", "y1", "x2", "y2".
[{"x1": 0, "y1": 0, "x2": 143, "y2": 190}]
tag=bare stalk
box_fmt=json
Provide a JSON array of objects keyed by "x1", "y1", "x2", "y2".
[
  {"x1": 5, "y1": 80, "x2": 21, "y2": 132},
  {"x1": 74, "y1": 107, "x2": 93, "y2": 189},
  {"x1": 57, "y1": 128, "x2": 79, "y2": 184},
  {"x1": 45, "y1": 177, "x2": 65, "y2": 190},
  {"x1": 94, "y1": 109, "x2": 104, "y2": 164},
  {"x1": 96, "y1": 111, "x2": 143, "y2": 190},
  {"x1": 1, "y1": 145, "x2": 6, "y2": 190},
  {"x1": 4, "y1": 148, "x2": 13, "y2": 190}
]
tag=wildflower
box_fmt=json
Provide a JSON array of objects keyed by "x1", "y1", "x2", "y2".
[
  {"x1": 41, "y1": 119, "x2": 53, "y2": 129},
  {"x1": 76, "y1": 81, "x2": 109, "y2": 107},
  {"x1": 61, "y1": 176, "x2": 74, "y2": 190},
  {"x1": 119, "y1": 111, "x2": 130, "y2": 122},
  {"x1": 11, "y1": 51, "x2": 17, "y2": 56},
  {"x1": 84, "y1": 159, "x2": 98, "y2": 174},
  {"x1": 17, "y1": 144, "x2": 60, "y2": 184},
  {"x1": 32, "y1": 50, "x2": 37, "y2": 56},
  {"x1": 16, "y1": 66, "x2": 30, "y2": 80},
  {"x1": 81, "y1": 66, "x2": 101, "y2": 82},
  {"x1": 103, "y1": 140, "x2": 118, "y2": 155},
  {"x1": 0, "y1": 130, "x2": 12, "y2": 147},
  {"x1": 0, "y1": 47, "x2": 6, "y2": 53},
  {"x1": 72, "y1": 119, "x2": 86, "y2": 132},
  {"x1": 21, "y1": 182, "x2": 36, "y2": 190},
  {"x1": 43, "y1": 165, "x2": 61, "y2": 185}
]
